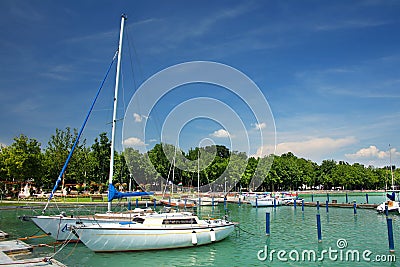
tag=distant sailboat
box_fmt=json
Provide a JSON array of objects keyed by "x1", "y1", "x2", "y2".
[{"x1": 377, "y1": 145, "x2": 399, "y2": 213}]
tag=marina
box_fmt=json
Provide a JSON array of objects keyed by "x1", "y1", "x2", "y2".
[{"x1": 0, "y1": 192, "x2": 398, "y2": 266}]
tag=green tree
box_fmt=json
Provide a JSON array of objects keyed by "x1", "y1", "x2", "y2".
[
  {"x1": 43, "y1": 127, "x2": 85, "y2": 188},
  {"x1": 1, "y1": 135, "x2": 43, "y2": 184},
  {"x1": 88, "y1": 132, "x2": 110, "y2": 184}
]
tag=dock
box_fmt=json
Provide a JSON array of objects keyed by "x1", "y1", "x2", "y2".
[
  {"x1": 286, "y1": 201, "x2": 378, "y2": 209},
  {"x1": 0, "y1": 230, "x2": 9, "y2": 239},
  {"x1": 0, "y1": 239, "x2": 65, "y2": 266}
]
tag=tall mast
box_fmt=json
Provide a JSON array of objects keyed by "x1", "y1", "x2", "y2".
[
  {"x1": 390, "y1": 144, "x2": 394, "y2": 191},
  {"x1": 197, "y1": 149, "x2": 200, "y2": 198},
  {"x1": 108, "y1": 14, "x2": 127, "y2": 212}
]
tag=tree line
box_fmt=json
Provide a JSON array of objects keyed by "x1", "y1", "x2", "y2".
[{"x1": 0, "y1": 127, "x2": 398, "y2": 196}]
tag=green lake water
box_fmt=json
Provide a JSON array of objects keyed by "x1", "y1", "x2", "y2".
[{"x1": 0, "y1": 193, "x2": 398, "y2": 267}]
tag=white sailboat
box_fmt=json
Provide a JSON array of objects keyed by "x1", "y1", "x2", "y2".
[
  {"x1": 377, "y1": 145, "x2": 399, "y2": 214},
  {"x1": 249, "y1": 196, "x2": 282, "y2": 207},
  {"x1": 69, "y1": 16, "x2": 237, "y2": 252},
  {"x1": 160, "y1": 146, "x2": 196, "y2": 208},
  {"x1": 72, "y1": 211, "x2": 236, "y2": 252},
  {"x1": 29, "y1": 14, "x2": 153, "y2": 241},
  {"x1": 193, "y1": 150, "x2": 218, "y2": 207}
]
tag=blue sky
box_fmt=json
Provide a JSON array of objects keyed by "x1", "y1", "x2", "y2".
[{"x1": 1, "y1": 0, "x2": 400, "y2": 168}]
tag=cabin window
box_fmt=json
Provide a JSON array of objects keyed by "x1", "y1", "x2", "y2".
[
  {"x1": 162, "y1": 218, "x2": 197, "y2": 224},
  {"x1": 133, "y1": 217, "x2": 145, "y2": 223}
]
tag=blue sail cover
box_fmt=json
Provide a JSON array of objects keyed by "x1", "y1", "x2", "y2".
[
  {"x1": 107, "y1": 184, "x2": 154, "y2": 202},
  {"x1": 387, "y1": 192, "x2": 396, "y2": 201}
]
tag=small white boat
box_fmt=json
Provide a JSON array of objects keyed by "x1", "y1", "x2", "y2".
[
  {"x1": 377, "y1": 192, "x2": 399, "y2": 213},
  {"x1": 376, "y1": 200, "x2": 400, "y2": 213},
  {"x1": 160, "y1": 198, "x2": 196, "y2": 208},
  {"x1": 72, "y1": 212, "x2": 237, "y2": 252},
  {"x1": 249, "y1": 196, "x2": 282, "y2": 207},
  {"x1": 195, "y1": 197, "x2": 218, "y2": 206}
]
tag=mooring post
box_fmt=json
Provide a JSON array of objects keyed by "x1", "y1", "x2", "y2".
[
  {"x1": 366, "y1": 193, "x2": 369, "y2": 204},
  {"x1": 387, "y1": 218, "x2": 395, "y2": 252},
  {"x1": 327, "y1": 193, "x2": 329, "y2": 202},
  {"x1": 302, "y1": 199, "x2": 304, "y2": 212},
  {"x1": 326, "y1": 200, "x2": 329, "y2": 213},
  {"x1": 224, "y1": 196, "x2": 227, "y2": 210},
  {"x1": 255, "y1": 197, "x2": 258, "y2": 208},
  {"x1": 294, "y1": 199, "x2": 297, "y2": 209},
  {"x1": 153, "y1": 198, "x2": 156, "y2": 210},
  {"x1": 136, "y1": 198, "x2": 139, "y2": 208},
  {"x1": 266, "y1": 212, "x2": 270, "y2": 236},
  {"x1": 238, "y1": 197, "x2": 241, "y2": 206},
  {"x1": 273, "y1": 198, "x2": 277, "y2": 209},
  {"x1": 385, "y1": 204, "x2": 389, "y2": 217},
  {"x1": 311, "y1": 194, "x2": 314, "y2": 202},
  {"x1": 353, "y1": 201, "x2": 357, "y2": 215},
  {"x1": 316, "y1": 214, "x2": 322, "y2": 242},
  {"x1": 316, "y1": 200, "x2": 320, "y2": 211},
  {"x1": 345, "y1": 193, "x2": 348, "y2": 203}
]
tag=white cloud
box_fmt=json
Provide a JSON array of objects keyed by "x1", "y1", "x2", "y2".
[
  {"x1": 345, "y1": 146, "x2": 400, "y2": 160},
  {"x1": 253, "y1": 137, "x2": 357, "y2": 160},
  {"x1": 133, "y1": 113, "x2": 148, "y2": 123},
  {"x1": 123, "y1": 137, "x2": 147, "y2": 147},
  {"x1": 253, "y1": 122, "x2": 267, "y2": 130},
  {"x1": 210, "y1": 129, "x2": 231, "y2": 138}
]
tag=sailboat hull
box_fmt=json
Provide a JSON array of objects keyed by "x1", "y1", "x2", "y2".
[
  {"x1": 30, "y1": 209, "x2": 153, "y2": 241},
  {"x1": 73, "y1": 223, "x2": 235, "y2": 252}
]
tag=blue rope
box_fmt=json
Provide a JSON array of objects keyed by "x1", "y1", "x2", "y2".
[{"x1": 45, "y1": 51, "x2": 118, "y2": 210}]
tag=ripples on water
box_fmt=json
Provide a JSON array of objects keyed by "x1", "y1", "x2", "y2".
[{"x1": 0, "y1": 196, "x2": 398, "y2": 267}]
